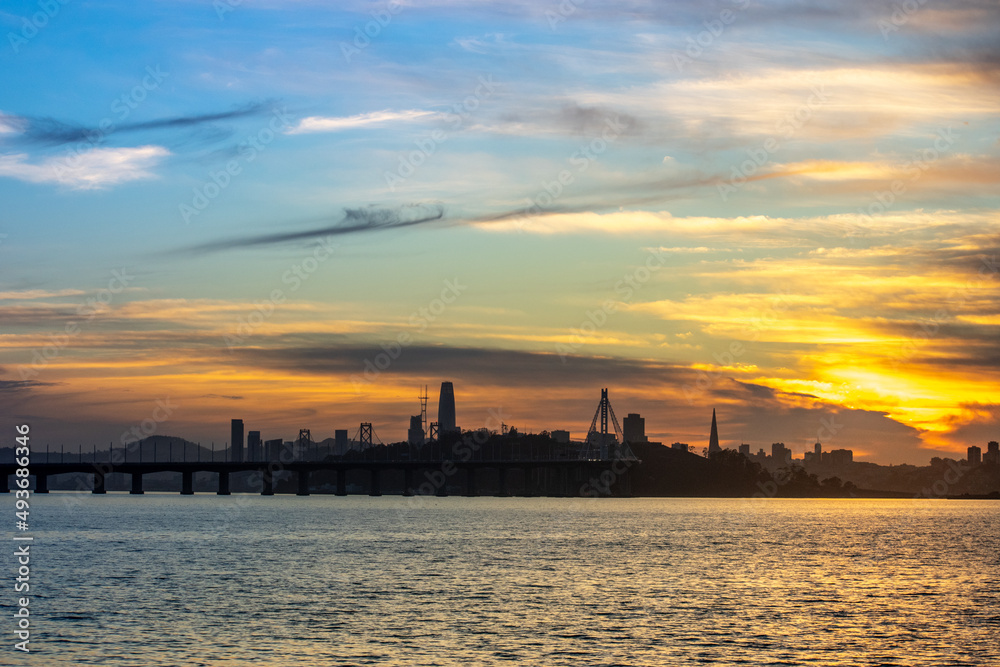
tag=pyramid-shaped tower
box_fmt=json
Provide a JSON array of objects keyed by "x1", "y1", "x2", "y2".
[{"x1": 708, "y1": 409, "x2": 721, "y2": 453}]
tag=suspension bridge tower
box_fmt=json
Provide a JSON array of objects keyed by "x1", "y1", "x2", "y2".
[{"x1": 585, "y1": 388, "x2": 637, "y2": 461}]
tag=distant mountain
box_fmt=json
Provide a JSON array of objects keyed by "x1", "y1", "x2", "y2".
[{"x1": 1, "y1": 435, "x2": 229, "y2": 465}]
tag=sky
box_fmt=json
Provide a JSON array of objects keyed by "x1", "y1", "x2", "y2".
[{"x1": 0, "y1": 0, "x2": 998, "y2": 464}]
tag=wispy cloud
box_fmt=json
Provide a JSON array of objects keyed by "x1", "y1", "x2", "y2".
[
  {"x1": 3, "y1": 103, "x2": 276, "y2": 147},
  {"x1": 576, "y1": 66, "x2": 998, "y2": 144},
  {"x1": 0, "y1": 379, "x2": 53, "y2": 393},
  {"x1": 0, "y1": 146, "x2": 170, "y2": 189},
  {"x1": 0, "y1": 289, "x2": 87, "y2": 300},
  {"x1": 287, "y1": 109, "x2": 437, "y2": 134},
  {"x1": 171, "y1": 204, "x2": 445, "y2": 255},
  {"x1": 481, "y1": 103, "x2": 644, "y2": 138},
  {"x1": 0, "y1": 114, "x2": 21, "y2": 134}
]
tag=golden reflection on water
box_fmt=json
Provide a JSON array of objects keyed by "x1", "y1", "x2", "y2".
[{"x1": 15, "y1": 496, "x2": 1000, "y2": 666}]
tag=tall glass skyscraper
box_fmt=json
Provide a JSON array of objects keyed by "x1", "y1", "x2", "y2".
[
  {"x1": 231, "y1": 418, "x2": 244, "y2": 463},
  {"x1": 438, "y1": 382, "x2": 457, "y2": 434}
]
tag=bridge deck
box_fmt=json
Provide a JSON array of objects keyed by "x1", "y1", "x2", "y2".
[{"x1": 1, "y1": 457, "x2": 638, "y2": 497}]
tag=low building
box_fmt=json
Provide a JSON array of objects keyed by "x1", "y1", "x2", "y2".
[{"x1": 827, "y1": 449, "x2": 853, "y2": 467}]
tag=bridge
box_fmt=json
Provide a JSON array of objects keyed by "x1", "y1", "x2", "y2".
[
  {"x1": 2, "y1": 389, "x2": 639, "y2": 497},
  {"x1": 0, "y1": 458, "x2": 636, "y2": 497}
]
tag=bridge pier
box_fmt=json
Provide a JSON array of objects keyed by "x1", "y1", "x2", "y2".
[
  {"x1": 297, "y1": 469, "x2": 310, "y2": 496},
  {"x1": 614, "y1": 466, "x2": 632, "y2": 497},
  {"x1": 181, "y1": 470, "x2": 194, "y2": 495},
  {"x1": 217, "y1": 470, "x2": 230, "y2": 495},
  {"x1": 541, "y1": 467, "x2": 554, "y2": 497},
  {"x1": 585, "y1": 466, "x2": 597, "y2": 496},
  {"x1": 369, "y1": 469, "x2": 381, "y2": 496},
  {"x1": 336, "y1": 469, "x2": 347, "y2": 496},
  {"x1": 92, "y1": 471, "x2": 106, "y2": 494},
  {"x1": 496, "y1": 466, "x2": 510, "y2": 497},
  {"x1": 522, "y1": 466, "x2": 535, "y2": 497},
  {"x1": 261, "y1": 469, "x2": 273, "y2": 495},
  {"x1": 130, "y1": 472, "x2": 143, "y2": 495},
  {"x1": 587, "y1": 465, "x2": 612, "y2": 497},
  {"x1": 544, "y1": 467, "x2": 557, "y2": 497},
  {"x1": 570, "y1": 466, "x2": 582, "y2": 497},
  {"x1": 575, "y1": 466, "x2": 588, "y2": 496},
  {"x1": 35, "y1": 474, "x2": 48, "y2": 494},
  {"x1": 403, "y1": 467, "x2": 414, "y2": 496},
  {"x1": 464, "y1": 467, "x2": 477, "y2": 497}
]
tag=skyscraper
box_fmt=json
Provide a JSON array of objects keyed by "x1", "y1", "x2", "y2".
[
  {"x1": 968, "y1": 445, "x2": 982, "y2": 465},
  {"x1": 231, "y1": 419, "x2": 244, "y2": 463},
  {"x1": 247, "y1": 430, "x2": 261, "y2": 462},
  {"x1": 438, "y1": 381, "x2": 457, "y2": 434},
  {"x1": 985, "y1": 441, "x2": 1000, "y2": 465},
  {"x1": 708, "y1": 409, "x2": 721, "y2": 454},
  {"x1": 264, "y1": 438, "x2": 283, "y2": 461},
  {"x1": 408, "y1": 415, "x2": 425, "y2": 445},
  {"x1": 623, "y1": 413, "x2": 648, "y2": 444}
]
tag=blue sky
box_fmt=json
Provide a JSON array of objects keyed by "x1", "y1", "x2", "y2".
[{"x1": 1, "y1": 0, "x2": 998, "y2": 462}]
